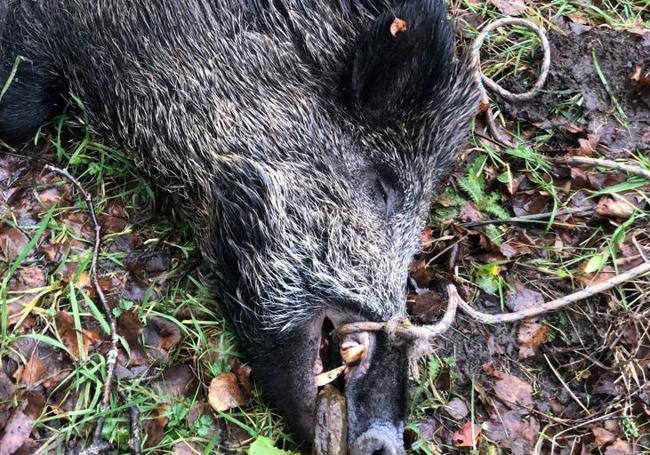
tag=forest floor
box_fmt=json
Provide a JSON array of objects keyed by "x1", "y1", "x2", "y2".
[{"x1": 0, "y1": 1, "x2": 649, "y2": 454}]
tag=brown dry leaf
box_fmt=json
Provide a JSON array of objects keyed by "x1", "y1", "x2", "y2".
[
  {"x1": 459, "y1": 201, "x2": 484, "y2": 223},
  {"x1": 494, "y1": 374, "x2": 533, "y2": 408},
  {"x1": 20, "y1": 351, "x2": 47, "y2": 389},
  {"x1": 390, "y1": 18, "x2": 408, "y2": 37},
  {"x1": 587, "y1": 172, "x2": 626, "y2": 191},
  {"x1": 407, "y1": 290, "x2": 444, "y2": 323},
  {"x1": 627, "y1": 23, "x2": 650, "y2": 44},
  {"x1": 0, "y1": 226, "x2": 29, "y2": 261},
  {"x1": 55, "y1": 311, "x2": 101, "y2": 360},
  {"x1": 486, "y1": 410, "x2": 540, "y2": 455},
  {"x1": 569, "y1": 135, "x2": 599, "y2": 156},
  {"x1": 518, "y1": 321, "x2": 548, "y2": 359},
  {"x1": 117, "y1": 310, "x2": 147, "y2": 366},
  {"x1": 154, "y1": 364, "x2": 198, "y2": 399},
  {"x1": 592, "y1": 427, "x2": 617, "y2": 449},
  {"x1": 451, "y1": 422, "x2": 481, "y2": 448},
  {"x1": 499, "y1": 242, "x2": 518, "y2": 259},
  {"x1": 0, "y1": 409, "x2": 33, "y2": 455},
  {"x1": 507, "y1": 285, "x2": 544, "y2": 312},
  {"x1": 408, "y1": 259, "x2": 435, "y2": 288},
  {"x1": 142, "y1": 316, "x2": 183, "y2": 362},
  {"x1": 208, "y1": 372, "x2": 248, "y2": 412},
  {"x1": 596, "y1": 197, "x2": 635, "y2": 219},
  {"x1": 489, "y1": 0, "x2": 527, "y2": 16},
  {"x1": 566, "y1": 13, "x2": 588, "y2": 25},
  {"x1": 445, "y1": 398, "x2": 469, "y2": 420},
  {"x1": 0, "y1": 367, "x2": 16, "y2": 406},
  {"x1": 173, "y1": 442, "x2": 199, "y2": 455},
  {"x1": 37, "y1": 187, "x2": 63, "y2": 208},
  {"x1": 604, "y1": 439, "x2": 633, "y2": 455},
  {"x1": 144, "y1": 405, "x2": 169, "y2": 448},
  {"x1": 512, "y1": 192, "x2": 549, "y2": 217},
  {"x1": 233, "y1": 363, "x2": 253, "y2": 399}
]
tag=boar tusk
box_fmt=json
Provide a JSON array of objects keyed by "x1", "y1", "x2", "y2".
[
  {"x1": 315, "y1": 365, "x2": 345, "y2": 387},
  {"x1": 340, "y1": 344, "x2": 366, "y2": 364}
]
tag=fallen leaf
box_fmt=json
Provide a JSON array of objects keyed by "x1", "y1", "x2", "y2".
[
  {"x1": 233, "y1": 363, "x2": 253, "y2": 399},
  {"x1": 452, "y1": 422, "x2": 481, "y2": 447},
  {"x1": 445, "y1": 398, "x2": 469, "y2": 420},
  {"x1": 494, "y1": 374, "x2": 534, "y2": 408},
  {"x1": 597, "y1": 197, "x2": 635, "y2": 219},
  {"x1": 173, "y1": 442, "x2": 199, "y2": 455},
  {"x1": 0, "y1": 368, "x2": 16, "y2": 408},
  {"x1": 142, "y1": 316, "x2": 183, "y2": 361},
  {"x1": 55, "y1": 311, "x2": 101, "y2": 360},
  {"x1": 117, "y1": 310, "x2": 146, "y2": 366},
  {"x1": 0, "y1": 226, "x2": 29, "y2": 261},
  {"x1": 208, "y1": 372, "x2": 248, "y2": 412},
  {"x1": 144, "y1": 405, "x2": 169, "y2": 448},
  {"x1": 0, "y1": 410, "x2": 33, "y2": 455},
  {"x1": 489, "y1": 0, "x2": 527, "y2": 16},
  {"x1": 605, "y1": 439, "x2": 633, "y2": 455},
  {"x1": 566, "y1": 13, "x2": 588, "y2": 25},
  {"x1": 518, "y1": 321, "x2": 549, "y2": 359},
  {"x1": 459, "y1": 201, "x2": 484, "y2": 223},
  {"x1": 407, "y1": 290, "x2": 444, "y2": 323},
  {"x1": 499, "y1": 242, "x2": 518, "y2": 259},
  {"x1": 592, "y1": 427, "x2": 617, "y2": 448},
  {"x1": 507, "y1": 285, "x2": 544, "y2": 312},
  {"x1": 20, "y1": 351, "x2": 47, "y2": 389},
  {"x1": 486, "y1": 410, "x2": 539, "y2": 455},
  {"x1": 390, "y1": 18, "x2": 408, "y2": 37},
  {"x1": 154, "y1": 364, "x2": 197, "y2": 399}
]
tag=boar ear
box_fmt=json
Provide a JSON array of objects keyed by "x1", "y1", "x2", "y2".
[{"x1": 347, "y1": 0, "x2": 454, "y2": 121}]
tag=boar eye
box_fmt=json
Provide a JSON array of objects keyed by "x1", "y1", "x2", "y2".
[{"x1": 373, "y1": 175, "x2": 396, "y2": 216}]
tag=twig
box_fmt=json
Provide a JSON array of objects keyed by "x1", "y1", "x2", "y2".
[
  {"x1": 44, "y1": 165, "x2": 136, "y2": 454},
  {"x1": 120, "y1": 392, "x2": 143, "y2": 455},
  {"x1": 462, "y1": 207, "x2": 592, "y2": 228},
  {"x1": 543, "y1": 354, "x2": 591, "y2": 415},
  {"x1": 550, "y1": 156, "x2": 650, "y2": 180},
  {"x1": 456, "y1": 261, "x2": 650, "y2": 324}
]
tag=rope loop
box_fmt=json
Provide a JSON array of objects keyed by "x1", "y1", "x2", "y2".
[{"x1": 472, "y1": 17, "x2": 551, "y2": 103}]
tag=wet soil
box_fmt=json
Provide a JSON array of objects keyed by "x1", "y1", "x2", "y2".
[{"x1": 501, "y1": 25, "x2": 650, "y2": 153}]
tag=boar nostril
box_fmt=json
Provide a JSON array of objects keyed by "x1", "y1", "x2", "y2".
[{"x1": 350, "y1": 426, "x2": 401, "y2": 455}]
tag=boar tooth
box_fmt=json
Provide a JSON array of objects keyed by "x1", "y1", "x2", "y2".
[
  {"x1": 340, "y1": 344, "x2": 366, "y2": 364},
  {"x1": 315, "y1": 365, "x2": 345, "y2": 387}
]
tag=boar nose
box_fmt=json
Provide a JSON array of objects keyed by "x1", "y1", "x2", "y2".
[{"x1": 349, "y1": 425, "x2": 404, "y2": 455}]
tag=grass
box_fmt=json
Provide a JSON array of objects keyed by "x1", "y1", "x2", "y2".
[{"x1": 1, "y1": 0, "x2": 650, "y2": 453}]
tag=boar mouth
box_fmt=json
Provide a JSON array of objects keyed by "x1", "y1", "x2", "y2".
[{"x1": 310, "y1": 314, "x2": 408, "y2": 455}]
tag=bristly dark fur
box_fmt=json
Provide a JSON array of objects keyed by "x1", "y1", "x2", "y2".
[{"x1": 1, "y1": 0, "x2": 478, "y2": 450}]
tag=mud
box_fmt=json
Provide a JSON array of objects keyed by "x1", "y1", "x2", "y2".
[{"x1": 501, "y1": 25, "x2": 650, "y2": 153}]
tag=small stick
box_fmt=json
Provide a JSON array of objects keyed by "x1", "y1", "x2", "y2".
[
  {"x1": 550, "y1": 156, "x2": 650, "y2": 180},
  {"x1": 44, "y1": 165, "x2": 135, "y2": 454},
  {"x1": 463, "y1": 207, "x2": 592, "y2": 228},
  {"x1": 456, "y1": 261, "x2": 650, "y2": 324}
]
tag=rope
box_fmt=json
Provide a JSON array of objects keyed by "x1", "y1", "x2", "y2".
[
  {"x1": 472, "y1": 17, "x2": 551, "y2": 104},
  {"x1": 471, "y1": 18, "x2": 551, "y2": 144}
]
